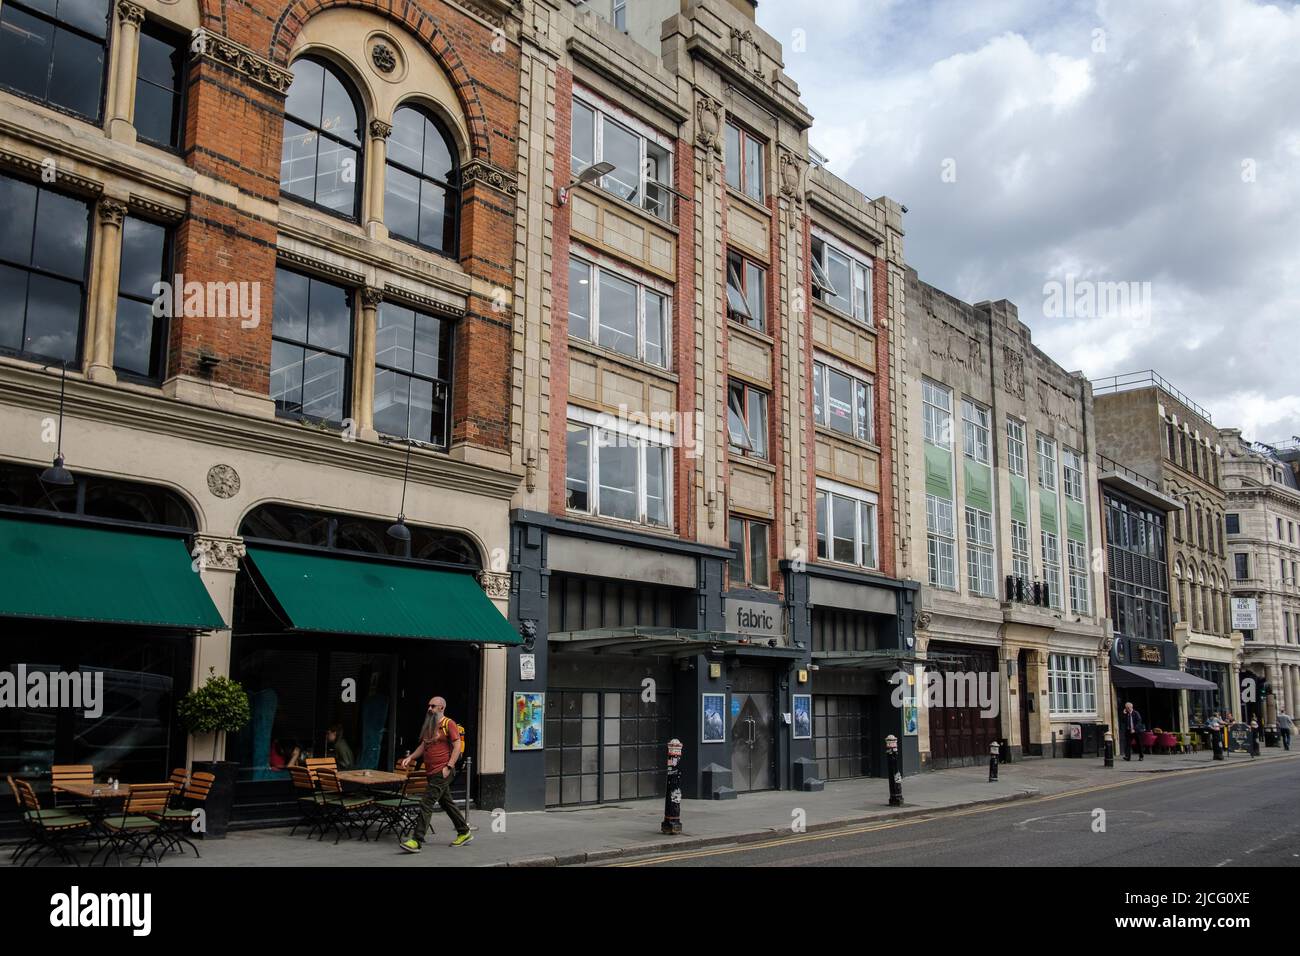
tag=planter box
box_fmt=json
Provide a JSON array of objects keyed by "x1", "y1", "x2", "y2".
[{"x1": 190, "y1": 760, "x2": 238, "y2": 839}]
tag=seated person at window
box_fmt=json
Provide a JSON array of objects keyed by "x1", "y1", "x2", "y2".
[
  {"x1": 326, "y1": 724, "x2": 355, "y2": 770},
  {"x1": 268, "y1": 738, "x2": 302, "y2": 770}
]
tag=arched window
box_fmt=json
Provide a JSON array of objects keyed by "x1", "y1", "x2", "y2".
[
  {"x1": 280, "y1": 56, "x2": 364, "y2": 219},
  {"x1": 384, "y1": 105, "x2": 459, "y2": 255}
]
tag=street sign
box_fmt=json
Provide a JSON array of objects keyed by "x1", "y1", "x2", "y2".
[{"x1": 1231, "y1": 598, "x2": 1258, "y2": 630}]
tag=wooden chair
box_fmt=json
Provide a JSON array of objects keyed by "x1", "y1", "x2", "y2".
[
  {"x1": 14, "y1": 778, "x2": 93, "y2": 866},
  {"x1": 288, "y1": 766, "x2": 327, "y2": 839},
  {"x1": 51, "y1": 764, "x2": 96, "y2": 812},
  {"x1": 149, "y1": 771, "x2": 215, "y2": 858},
  {"x1": 314, "y1": 768, "x2": 373, "y2": 845},
  {"x1": 304, "y1": 757, "x2": 337, "y2": 783},
  {"x1": 165, "y1": 768, "x2": 189, "y2": 808},
  {"x1": 92, "y1": 784, "x2": 173, "y2": 866},
  {"x1": 8, "y1": 774, "x2": 81, "y2": 865},
  {"x1": 371, "y1": 766, "x2": 427, "y2": 840}
]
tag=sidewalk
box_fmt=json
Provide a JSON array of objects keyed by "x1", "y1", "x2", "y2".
[{"x1": 122, "y1": 747, "x2": 1292, "y2": 868}]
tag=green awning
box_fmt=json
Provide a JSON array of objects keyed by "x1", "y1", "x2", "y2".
[
  {"x1": 246, "y1": 546, "x2": 520, "y2": 644},
  {"x1": 0, "y1": 517, "x2": 225, "y2": 630}
]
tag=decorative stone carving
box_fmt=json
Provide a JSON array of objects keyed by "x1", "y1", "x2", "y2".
[
  {"x1": 930, "y1": 322, "x2": 982, "y2": 373},
  {"x1": 369, "y1": 119, "x2": 393, "y2": 140},
  {"x1": 478, "y1": 570, "x2": 510, "y2": 600},
  {"x1": 728, "y1": 28, "x2": 765, "y2": 83},
  {"x1": 1003, "y1": 346, "x2": 1025, "y2": 399},
  {"x1": 192, "y1": 534, "x2": 246, "y2": 572},
  {"x1": 192, "y1": 30, "x2": 294, "y2": 95},
  {"x1": 116, "y1": 1, "x2": 145, "y2": 26},
  {"x1": 778, "y1": 149, "x2": 805, "y2": 204},
  {"x1": 360, "y1": 286, "x2": 384, "y2": 309},
  {"x1": 1100, "y1": 635, "x2": 1115, "y2": 654},
  {"x1": 97, "y1": 199, "x2": 128, "y2": 227},
  {"x1": 915, "y1": 611, "x2": 932, "y2": 632},
  {"x1": 695, "y1": 94, "x2": 724, "y2": 181},
  {"x1": 371, "y1": 43, "x2": 396, "y2": 74},
  {"x1": 206, "y1": 464, "x2": 241, "y2": 499},
  {"x1": 459, "y1": 158, "x2": 518, "y2": 197}
]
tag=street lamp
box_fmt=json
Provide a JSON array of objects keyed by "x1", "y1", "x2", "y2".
[
  {"x1": 558, "y1": 161, "x2": 615, "y2": 206},
  {"x1": 39, "y1": 362, "x2": 74, "y2": 487},
  {"x1": 386, "y1": 439, "x2": 413, "y2": 542}
]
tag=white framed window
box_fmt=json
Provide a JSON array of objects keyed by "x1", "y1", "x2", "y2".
[
  {"x1": 724, "y1": 120, "x2": 766, "y2": 202},
  {"x1": 813, "y1": 359, "x2": 874, "y2": 444},
  {"x1": 726, "y1": 248, "x2": 766, "y2": 332},
  {"x1": 1011, "y1": 518, "x2": 1031, "y2": 581},
  {"x1": 1067, "y1": 539, "x2": 1090, "y2": 614},
  {"x1": 815, "y1": 480, "x2": 878, "y2": 569},
  {"x1": 1006, "y1": 418, "x2": 1027, "y2": 477},
  {"x1": 922, "y1": 379, "x2": 952, "y2": 448},
  {"x1": 571, "y1": 93, "x2": 673, "y2": 221},
  {"x1": 965, "y1": 506, "x2": 995, "y2": 596},
  {"x1": 1062, "y1": 447, "x2": 1085, "y2": 502},
  {"x1": 568, "y1": 254, "x2": 669, "y2": 369},
  {"x1": 1037, "y1": 434, "x2": 1057, "y2": 491},
  {"x1": 1041, "y1": 529, "x2": 1062, "y2": 609},
  {"x1": 926, "y1": 493, "x2": 957, "y2": 589},
  {"x1": 727, "y1": 379, "x2": 768, "y2": 460},
  {"x1": 728, "y1": 516, "x2": 770, "y2": 589},
  {"x1": 962, "y1": 398, "x2": 991, "y2": 464},
  {"x1": 565, "y1": 407, "x2": 672, "y2": 529},
  {"x1": 612, "y1": 0, "x2": 626, "y2": 31},
  {"x1": 1048, "y1": 654, "x2": 1097, "y2": 716},
  {"x1": 810, "y1": 233, "x2": 872, "y2": 324}
]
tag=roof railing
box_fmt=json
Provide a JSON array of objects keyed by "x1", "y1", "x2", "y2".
[
  {"x1": 1098, "y1": 455, "x2": 1159, "y2": 492},
  {"x1": 1090, "y1": 370, "x2": 1214, "y2": 423}
]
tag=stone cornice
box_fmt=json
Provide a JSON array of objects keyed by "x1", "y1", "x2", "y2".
[
  {"x1": 684, "y1": 34, "x2": 813, "y2": 131},
  {"x1": 382, "y1": 283, "x2": 466, "y2": 318},
  {"x1": 566, "y1": 36, "x2": 688, "y2": 125},
  {"x1": 0, "y1": 362, "x2": 523, "y2": 501},
  {"x1": 193, "y1": 30, "x2": 294, "y2": 95},
  {"x1": 0, "y1": 148, "x2": 104, "y2": 197},
  {"x1": 459, "y1": 158, "x2": 519, "y2": 198},
  {"x1": 807, "y1": 190, "x2": 886, "y2": 250},
  {"x1": 276, "y1": 249, "x2": 366, "y2": 287}
]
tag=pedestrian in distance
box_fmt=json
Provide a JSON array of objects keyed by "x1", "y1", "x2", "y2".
[
  {"x1": 400, "y1": 696, "x2": 473, "y2": 852},
  {"x1": 1249, "y1": 716, "x2": 1260, "y2": 757},
  {"x1": 1207, "y1": 712, "x2": 1224, "y2": 759},
  {"x1": 1119, "y1": 701, "x2": 1146, "y2": 761},
  {"x1": 1277, "y1": 709, "x2": 1295, "y2": 751}
]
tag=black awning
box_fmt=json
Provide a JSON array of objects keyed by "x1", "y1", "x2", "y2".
[{"x1": 1112, "y1": 663, "x2": 1219, "y2": 690}]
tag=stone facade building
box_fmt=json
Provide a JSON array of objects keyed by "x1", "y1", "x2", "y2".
[
  {"x1": 900, "y1": 272, "x2": 1110, "y2": 765},
  {"x1": 1220, "y1": 431, "x2": 1300, "y2": 726},
  {"x1": 503, "y1": 0, "x2": 917, "y2": 810},
  {"x1": 1092, "y1": 373, "x2": 1242, "y2": 730},
  {"x1": 0, "y1": 0, "x2": 527, "y2": 815}
]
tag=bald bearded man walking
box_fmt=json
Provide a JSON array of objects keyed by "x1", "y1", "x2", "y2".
[{"x1": 400, "y1": 696, "x2": 472, "y2": 852}]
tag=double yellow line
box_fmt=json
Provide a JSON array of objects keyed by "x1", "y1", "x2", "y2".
[{"x1": 608, "y1": 757, "x2": 1286, "y2": 866}]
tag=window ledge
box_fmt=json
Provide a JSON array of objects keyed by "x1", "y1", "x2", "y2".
[
  {"x1": 571, "y1": 181, "x2": 679, "y2": 235},
  {"x1": 728, "y1": 453, "x2": 775, "y2": 474},
  {"x1": 567, "y1": 336, "x2": 678, "y2": 384},
  {"x1": 725, "y1": 186, "x2": 771, "y2": 222},
  {"x1": 727, "y1": 319, "x2": 774, "y2": 348},
  {"x1": 811, "y1": 297, "x2": 874, "y2": 330},
  {"x1": 563, "y1": 509, "x2": 676, "y2": 538},
  {"x1": 813, "y1": 557, "x2": 883, "y2": 575},
  {"x1": 813, "y1": 425, "x2": 880, "y2": 455}
]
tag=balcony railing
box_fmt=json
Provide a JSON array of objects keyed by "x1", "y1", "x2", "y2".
[
  {"x1": 1005, "y1": 574, "x2": 1052, "y2": 608},
  {"x1": 1098, "y1": 455, "x2": 1160, "y2": 492},
  {"x1": 1091, "y1": 370, "x2": 1214, "y2": 423}
]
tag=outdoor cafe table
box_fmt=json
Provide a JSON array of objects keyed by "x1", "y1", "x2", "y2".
[
  {"x1": 52, "y1": 781, "x2": 130, "y2": 833},
  {"x1": 335, "y1": 770, "x2": 406, "y2": 787}
]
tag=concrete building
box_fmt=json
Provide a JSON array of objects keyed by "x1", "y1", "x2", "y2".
[
  {"x1": 1092, "y1": 372, "x2": 1243, "y2": 731},
  {"x1": 504, "y1": 0, "x2": 918, "y2": 810},
  {"x1": 899, "y1": 272, "x2": 1111, "y2": 766},
  {"x1": 1220, "y1": 432, "x2": 1300, "y2": 727},
  {"x1": 0, "y1": 0, "x2": 527, "y2": 818}
]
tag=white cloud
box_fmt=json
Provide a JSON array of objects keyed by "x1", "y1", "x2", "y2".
[{"x1": 759, "y1": 0, "x2": 1300, "y2": 440}]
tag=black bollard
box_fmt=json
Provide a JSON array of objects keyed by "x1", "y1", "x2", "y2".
[
  {"x1": 660, "y1": 738, "x2": 683, "y2": 834},
  {"x1": 885, "y1": 735, "x2": 904, "y2": 806},
  {"x1": 988, "y1": 740, "x2": 1000, "y2": 781},
  {"x1": 1103, "y1": 731, "x2": 1114, "y2": 768}
]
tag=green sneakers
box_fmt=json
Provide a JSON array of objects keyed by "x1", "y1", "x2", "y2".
[
  {"x1": 400, "y1": 838, "x2": 422, "y2": 853},
  {"x1": 450, "y1": 832, "x2": 474, "y2": 847}
]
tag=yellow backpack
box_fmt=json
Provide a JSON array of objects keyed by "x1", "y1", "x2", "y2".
[{"x1": 439, "y1": 716, "x2": 467, "y2": 764}]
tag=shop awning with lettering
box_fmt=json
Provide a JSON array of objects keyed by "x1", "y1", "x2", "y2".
[
  {"x1": 245, "y1": 546, "x2": 520, "y2": 644},
  {"x1": 1111, "y1": 663, "x2": 1219, "y2": 690},
  {"x1": 0, "y1": 516, "x2": 225, "y2": 630}
]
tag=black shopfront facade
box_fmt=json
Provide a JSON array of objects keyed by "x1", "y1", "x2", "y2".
[{"x1": 504, "y1": 510, "x2": 918, "y2": 810}]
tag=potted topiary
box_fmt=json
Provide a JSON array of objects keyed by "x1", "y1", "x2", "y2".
[{"x1": 177, "y1": 667, "x2": 251, "y2": 839}]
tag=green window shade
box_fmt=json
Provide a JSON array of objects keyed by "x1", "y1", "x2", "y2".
[
  {"x1": 964, "y1": 460, "x2": 993, "y2": 512},
  {"x1": 1010, "y1": 475, "x2": 1029, "y2": 523},
  {"x1": 1040, "y1": 493, "x2": 1059, "y2": 535},
  {"x1": 925, "y1": 444, "x2": 953, "y2": 499},
  {"x1": 1066, "y1": 500, "x2": 1087, "y2": 543}
]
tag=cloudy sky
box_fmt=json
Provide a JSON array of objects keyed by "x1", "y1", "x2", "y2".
[{"x1": 755, "y1": 0, "x2": 1300, "y2": 443}]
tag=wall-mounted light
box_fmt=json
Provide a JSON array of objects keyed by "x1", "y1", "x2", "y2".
[
  {"x1": 386, "y1": 439, "x2": 414, "y2": 542},
  {"x1": 558, "y1": 161, "x2": 615, "y2": 206},
  {"x1": 39, "y1": 362, "x2": 74, "y2": 487}
]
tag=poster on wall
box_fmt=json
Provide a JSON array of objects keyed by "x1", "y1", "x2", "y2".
[
  {"x1": 512, "y1": 692, "x2": 544, "y2": 750},
  {"x1": 903, "y1": 666, "x2": 920, "y2": 736},
  {"x1": 792, "y1": 694, "x2": 812, "y2": 739},
  {"x1": 702, "y1": 693, "x2": 726, "y2": 743}
]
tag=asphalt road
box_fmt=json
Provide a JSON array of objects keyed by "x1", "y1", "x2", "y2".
[{"x1": 610, "y1": 757, "x2": 1300, "y2": 867}]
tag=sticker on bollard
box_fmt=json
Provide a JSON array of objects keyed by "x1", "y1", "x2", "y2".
[
  {"x1": 661, "y1": 738, "x2": 683, "y2": 834},
  {"x1": 988, "y1": 740, "x2": 1000, "y2": 781}
]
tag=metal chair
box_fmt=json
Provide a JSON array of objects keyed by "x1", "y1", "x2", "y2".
[
  {"x1": 149, "y1": 771, "x2": 216, "y2": 858},
  {"x1": 13, "y1": 778, "x2": 93, "y2": 866},
  {"x1": 314, "y1": 768, "x2": 373, "y2": 845},
  {"x1": 92, "y1": 784, "x2": 173, "y2": 866},
  {"x1": 288, "y1": 765, "x2": 328, "y2": 839}
]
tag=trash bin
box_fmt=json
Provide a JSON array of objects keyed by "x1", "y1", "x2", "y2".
[
  {"x1": 1264, "y1": 727, "x2": 1280, "y2": 748},
  {"x1": 1064, "y1": 723, "x2": 1084, "y2": 758}
]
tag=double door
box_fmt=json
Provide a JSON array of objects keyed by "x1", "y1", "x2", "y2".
[{"x1": 729, "y1": 667, "x2": 776, "y2": 792}]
